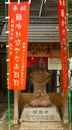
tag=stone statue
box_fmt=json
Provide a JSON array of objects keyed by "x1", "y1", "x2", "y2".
[{"x1": 29, "y1": 68, "x2": 51, "y2": 107}]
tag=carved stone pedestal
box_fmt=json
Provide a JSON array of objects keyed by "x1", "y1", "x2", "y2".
[
  {"x1": 20, "y1": 122, "x2": 64, "y2": 130},
  {"x1": 20, "y1": 103, "x2": 64, "y2": 130},
  {"x1": 20, "y1": 104, "x2": 61, "y2": 122}
]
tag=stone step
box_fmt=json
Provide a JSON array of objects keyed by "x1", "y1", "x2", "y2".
[{"x1": 20, "y1": 122, "x2": 64, "y2": 130}]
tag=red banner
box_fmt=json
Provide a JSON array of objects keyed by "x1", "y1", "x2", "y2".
[
  {"x1": 27, "y1": 57, "x2": 48, "y2": 67},
  {"x1": 8, "y1": 2, "x2": 30, "y2": 90},
  {"x1": 58, "y1": 0, "x2": 68, "y2": 93}
]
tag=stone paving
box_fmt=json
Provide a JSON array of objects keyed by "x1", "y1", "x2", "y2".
[{"x1": 0, "y1": 104, "x2": 20, "y2": 130}]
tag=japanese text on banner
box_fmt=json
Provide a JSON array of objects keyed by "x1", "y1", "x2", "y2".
[
  {"x1": 58, "y1": 0, "x2": 68, "y2": 93},
  {"x1": 8, "y1": 2, "x2": 30, "y2": 90}
]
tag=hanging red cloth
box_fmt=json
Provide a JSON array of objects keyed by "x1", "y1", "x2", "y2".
[
  {"x1": 8, "y1": 2, "x2": 30, "y2": 90},
  {"x1": 58, "y1": 0, "x2": 68, "y2": 93},
  {"x1": 27, "y1": 57, "x2": 48, "y2": 67},
  {"x1": 43, "y1": 58, "x2": 48, "y2": 65},
  {"x1": 27, "y1": 57, "x2": 40, "y2": 67}
]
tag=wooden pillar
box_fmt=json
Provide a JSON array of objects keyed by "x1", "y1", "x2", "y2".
[
  {"x1": 13, "y1": 90, "x2": 19, "y2": 124},
  {"x1": 69, "y1": 124, "x2": 72, "y2": 130},
  {"x1": 62, "y1": 93, "x2": 68, "y2": 124}
]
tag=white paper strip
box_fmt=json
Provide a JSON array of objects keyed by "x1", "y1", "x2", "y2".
[
  {"x1": 5, "y1": 31, "x2": 10, "y2": 34},
  {"x1": 5, "y1": 16, "x2": 10, "y2": 19},
  {"x1": 29, "y1": 0, "x2": 31, "y2": 4},
  {"x1": 5, "y1": 0, "x2": 10, "y2": 4},
  {"x1": 18, "y1": 0, "x2": 20, "y2": 4},
  {"x1": 6, "y1": 59, "x2": 9, "y2": 62},
  {"x1": 7, "y1": 73, "x2": 9, "y2": 76},
  {"x1": 6, "y1": 45, "x2": 9, "y2": 48}
]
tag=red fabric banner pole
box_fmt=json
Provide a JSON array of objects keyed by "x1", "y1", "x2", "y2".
[
  {"x1": 8, "y1": 2, "x2": 30, "y2": 90},
  {"x1": 58, "y1": 0, "x2": 68, "y2": 93}
]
